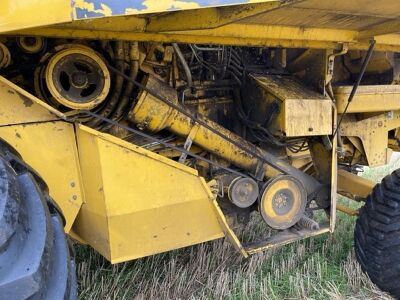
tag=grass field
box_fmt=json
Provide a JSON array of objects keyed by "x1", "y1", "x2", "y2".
[{"x1": 76, "y1": 160, "x2": 400, "y2": 300}]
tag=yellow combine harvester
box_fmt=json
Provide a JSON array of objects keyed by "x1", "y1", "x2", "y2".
[{"x1": 1, "y1": 0, "x2": 400, "y2": 298}]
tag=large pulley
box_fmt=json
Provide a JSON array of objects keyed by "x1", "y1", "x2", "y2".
[
  {"x1": 35, "y1": 45, "x2": 111, "y2": 110},
  {"x1": 259, "y1": 175, "x2": 307, "y2": 230}
]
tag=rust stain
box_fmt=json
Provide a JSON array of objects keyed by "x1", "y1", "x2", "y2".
[{"x1": 18, "y1": 93, "x2": 34, "y2": 108}]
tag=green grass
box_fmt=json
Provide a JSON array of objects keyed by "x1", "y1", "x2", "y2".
[{"x1": 76, "y1": 159, "x2": 400, "y2": 300}]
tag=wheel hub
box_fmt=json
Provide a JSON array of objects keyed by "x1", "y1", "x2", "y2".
[
  {"x1": 272, "y1": 189, "x2": 294, "y2": 215},
  {"x1": 228, "y1": 177, "x2": 259, "y2": 208},
  {"x1": 71, "y1": 71, "x2": 89, "y2": 88}
]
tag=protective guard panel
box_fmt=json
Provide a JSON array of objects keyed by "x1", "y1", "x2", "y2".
[{"x1": 73, "y1": 125, "x2": 224, "y2": 263}]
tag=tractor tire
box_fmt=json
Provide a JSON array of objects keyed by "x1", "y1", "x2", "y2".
[
  {"x1": 0, "y1": 141, "x2": 77, "y2": 300},
  {"x1": 355, "y1": 169, "x2": 400, "y2": 299}
]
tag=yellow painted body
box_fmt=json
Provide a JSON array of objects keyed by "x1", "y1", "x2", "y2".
[
  {"x1": 335, "y1": 85, "x2": 400, "y2": 114},
  {"x1": 340, "y1": 111, "x2": 400, "y2": 167},
  {"x1": 0, "y1": 73, "x2": 335, "y2": 262},
  {"x1": 0, "y1": 0, "x2": 399, "y2": 264},
  {"x1": 250, "y1": 75, "x2": 332, "y2": 137},
  {"x1": 1, "y1": 1, "x2": 400, "y2": 52},
  {"x1": 73, "y1": 125, "x2": 223, "y2": 263},
  {"x1": 0, "y1": 77, "x2": 81, "y2": 232},
  {"x1": 337, "y1": 169, "x2": 375, "y2": 200}
]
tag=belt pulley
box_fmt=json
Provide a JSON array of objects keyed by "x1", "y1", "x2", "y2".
[{"x1": 34, "y1": 44, "x2": 111, "y2": 110}]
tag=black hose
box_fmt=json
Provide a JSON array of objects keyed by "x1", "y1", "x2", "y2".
[
  {"x1": 232, "y1": 89, "x2": 285, "y2": 147},
  {"x1": 172, "y1": 43, "x2": 193, "y2": 92},
  {"x1": 88, "y1": 41, "x2": 125, "y2": 127},
  {"x1": 111, "y1": 42, "x2": 139, "y2": 121}
]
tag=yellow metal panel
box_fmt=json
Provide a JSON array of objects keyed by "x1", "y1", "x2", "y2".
[
  {"x1": 284, "y1": 100, "x2": 332, "y2": 136},
  {"x1": 335, "y1": 85, "x2": 400, "y2": 113},
  {"x1": 146, "y1": 1, "x2": 288, "y2": 32},
  {"x1": 241, "y1": 7, "x2": 387, "y2": 30},
  {"x1": 4, "y1": 0, "x2": 400, "y2": 51},
  {"x1": 74, "y1": 125, "x2": 224, "y2": 263},
  {"x1": 340, "y1": 111, "x2": 400, "y2": 167},
  {"x1": 71, "y1": 128, "x2": 111, "y2": 257},
  {"x1": 359, "y1": 18, "x2": 400, "y2": 38},
  {"x1": 293, "y1": 0, "x2": 400, "y2": 18},
  {"x1": 0, "y1": 0, "x2": 72, "y2": 33},
  {"x1": 210, "y1": 195, "x2": 249, "y2": 258},
  {"x1": 0, "y1": 77, "x2": 63, "y2": 126},
  {"x1": 179, "y1": 24, "x2": 358, "y2": 43},
  {"x1": 0, "y1": 122, "x2": 84, "y2": 232},
  {"x1": 59, "y1": 15, "x2": 147, "y2": 32},
  {"x1": 252, "y1": 75, "x2": 332, "y2": 137}
]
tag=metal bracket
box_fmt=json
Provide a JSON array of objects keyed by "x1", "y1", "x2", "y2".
[
  {"x1": 325, "y1": 43, "x2": 349, "y2": 87},
  {"x1": 254, "y1": 160, "x2": 265, "y2": 181},
  {"x1": 178, "y1": 124, "x2": 200, "y2": 164}
]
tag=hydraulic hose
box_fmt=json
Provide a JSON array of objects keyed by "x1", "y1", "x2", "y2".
[
  {"x1": 112, "y1": 42, "x2": 139, "y2": 120},
  {"x1": 88, "y1": 41, "x2": 125, "y2": 127},
  {"x1": 172, "y1": 43, "x2": 193, "y2": 93}
]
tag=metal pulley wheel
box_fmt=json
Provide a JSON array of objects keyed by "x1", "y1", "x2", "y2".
[
  {"x1": 228, "y1": 177, "x2": 259, "y2": 208},
  {"x1": 0, "y1": 42, "x2": 11, "y2": 69},
  {"x1": 16, "y1": 36, "x2": 45, "y2": 54},
  {"x1": 259, "y1": 175, "x2": 307, "y2": 230},
  {"x1": 43, "y1": 45, "x2": 111, "y2": 110}
]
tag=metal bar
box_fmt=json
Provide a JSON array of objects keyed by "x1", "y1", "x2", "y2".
[
  {"x1": 337, "y1": 169, "x2": 375, "y2": 199},
  {"x1": 11, "y1": 26, "x2": 400, "y2": 52},
  {"x1": 336, "y1": 203, "x2": 359, "y2": 216}
]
